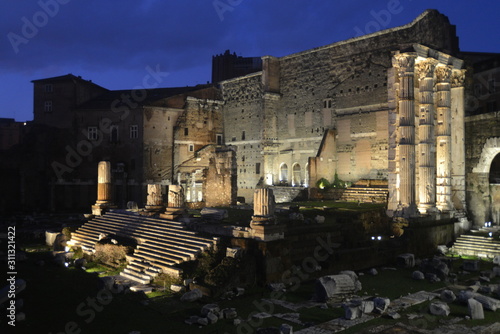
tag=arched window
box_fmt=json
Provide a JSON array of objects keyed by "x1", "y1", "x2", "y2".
[
  {"x1": 280, "y1": 163, "x2": 288, "y2": 183},
  {"x1": 292, "y1": 163, "x2": 301, "y2": 186},
  {"x1": 110, "y1": 125, "x2": 119, "y2": 143},
  {"x1": 490, "y1": 153, "x2": 500, "y2": 184},
  {"x1": 304, "y1": 163, "x2": 309, "y2": 187}
]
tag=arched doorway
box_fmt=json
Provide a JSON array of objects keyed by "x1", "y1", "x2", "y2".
[
  {"x1": 292, "y1": 163, "x2": 301, "y2": 186},
  {"x1": 471, "y1": 137, "x2": 500, "y2": 226},
  {"x1": 489, "y1": 153, "x2": 500, "y2": 184},
  {"x1": 490, "y1": 153, "x2": 500, "y2": 225}
]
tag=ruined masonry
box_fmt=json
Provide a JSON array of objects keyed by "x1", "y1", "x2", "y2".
[{"x1": 69, "y1": 161, "x2": 218, "y2": 284}]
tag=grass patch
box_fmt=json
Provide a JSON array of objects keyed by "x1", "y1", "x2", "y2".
[{"x1": 358, "y1": 267, "x2": 447, "y2": 300}]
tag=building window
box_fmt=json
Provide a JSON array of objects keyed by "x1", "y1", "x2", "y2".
[
  {"x1": 256, "y1": 163, "x2": 261, "y2": 175},
  {"x1": 216, "y1": 134, "x2": 223, "y2": 145},
  {"x1": 489, "y1": 79, "x2": 496, "y2": 94},
  {"x1": 110, "y1": 125, "x2": 119, "y2": 143},
  {"x1": 474, "y1": 84, "x2": 482, "y2": 96},
  {"x1": 184, "y1": 128, "x2": 189, "y2": 136},
  {"x1": 241, "y1": 130, "x2": 245, "y2": 140},
  {"x1": 44, "y1": 84, "x2": 53, "y2": 93},
  {"x1": 87, "y1": 127, "x2": 98, "y2": 140},
  {"x1": 280, "y1": 163, "x2": 288, "y2": 182},
  {"x1": 44, "y1": 101, "x2": 52, "y2": 112},
  {"x1": 130, "y1": 125, "x2": 138, "y2": 139},
  {"x1": 188, "y1": 144, "x2": 194, "y2": 152}
]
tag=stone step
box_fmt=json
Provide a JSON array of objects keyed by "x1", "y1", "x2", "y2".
[
  {"x1": 106, "y1": 211, "x2": 185, "y2": 227},
  {"x1": 92, "y1": 216, "x2": 212, "y2": 243},
  {"x1": 134, "y1": 248, "x2": 183, "y2": 265},
  {"x1": 137, "y1": 243, "x2": 194, "y2": 261},
  {"x1": 93, "y1": 216, "x2": 199, "y2": 238},
  {"x1": 122, "y1": 267, "x2": 152, "y2": 280},
  {"x1": 81, "y1": 220, "x2": 212, "y2": 250},
  {"x1": 120, "y1": 271, "x2": 151, "y2": 285},
  {"x1": 136, "y1": 245, "x2": 191, "y2": 263}
]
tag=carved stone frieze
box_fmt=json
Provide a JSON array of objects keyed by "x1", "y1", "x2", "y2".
[
  {"x1": 416, "y1": 59, "x2": 437, "y2": 80},
  {"x1": 451, "y1": 69, "x2": 466, "y2": 88},
  {"x1": 435, "y1": 65, "x2": 452, "y2": 83}
]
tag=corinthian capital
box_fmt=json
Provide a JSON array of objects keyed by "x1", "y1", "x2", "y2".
[
  {"x1": 416, "y1": 59, "x2": 437, "y2": 80},
  {"x1": 435, "y1": 65, "x2": 452, "y2": 83},
  {"x1": 451, "y1": 69, "x2": 466, "y2": 88},
  {"x1": 392, "y1": 54, "x2": 416, "y2": 75}
]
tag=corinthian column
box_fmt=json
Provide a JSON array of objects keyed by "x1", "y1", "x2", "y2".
[
  {"x1": 394, "y1": 53, "x2": 417, "y2": 217},
  {"x1": 416, "y1": 59, "x2": 437, "y2": 214},
  {"x1": 435, "y1": 65, "x2": 452, "y2": 212},
  {"x1": 450, "y1": 69, "x2": 467, "y2": 213}
]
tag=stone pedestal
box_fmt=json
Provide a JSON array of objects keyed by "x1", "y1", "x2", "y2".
[
  {"x1": 92, "y1": 161, "x2": 116, "y2": 215},
  {"x1": 160, "y1": 185, "x2": 185, "y2": 220}
]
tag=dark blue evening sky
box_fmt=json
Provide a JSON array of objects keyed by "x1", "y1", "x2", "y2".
[{"x1": 1, "y1": 0, "x2": 499, "y2": 122}]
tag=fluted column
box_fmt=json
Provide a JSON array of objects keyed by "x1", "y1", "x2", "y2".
[
  {"x1": 435, "y1": 65, "x2": 452, "y2": 212},
  {"x1": 450, "y1": 69, "x2": 467, "y2": 213},
  {"x1": 416, "y1": 59, "x2": 437, "y2": 214},
  {"x1": 253, "y1": 188, "x2": 276, "y2": 218},
  {"x1": 394, "y1": 53, "x2": 417, "y2": 217},
  {"x1": 146, "y1": 184, "x2": 163, "y2": 206},
  {"x1": 96, "y1": 161, "x2": 112, "y2": 204},
  {"x1": 167, "y1": 185, "x2": 185, "y2": 209}
]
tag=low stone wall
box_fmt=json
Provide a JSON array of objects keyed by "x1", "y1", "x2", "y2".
[
  {"x1": 270, "y1": 186, "x2": 308, "y2": 203},
  {"x1": 308, "y1": 188, "x2": 345, "y2": 200}
]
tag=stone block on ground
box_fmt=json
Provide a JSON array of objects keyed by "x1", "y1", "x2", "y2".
[
  {"x1": 373, "y1": 297, "x2": 390, "y2": 313},
  {"x1": 420, "y1": 258, "x2": 449, "y2": 279},
  {"x1": 226, "y1": 247, "x2": 243, "y2": 258},
  {"x1": 201, "y1": 304, "x2": 220, "y2": 316},
  {"x1": 222, "y1": 308, "x2": 237, "y2": 319},
  {"x1": 314, "y1": 274, "x2": 362, "y2": 301},
  {"x1": 437, "y1": 245, "x2": 448, "y2": 255},
  {"x1": 343, "y1": 304, "x2": 361, "y2": 320},
  {"x1": 180, "y1": 288, "x2": 203, "y2": 302},
  {"x1": 206, "y1": 312, "x2": 218, "y2": 324},
  {"x1": 279, "y1": 323, "x2": 293, "y2": 334},
  {"x1": 396, "y1": 253, "x2": 415, "y2": 268},
  {"x1": 473, "y1": 294, "x2": 500, "y2": 311},
  {"x1": 429, "y1": 302, "x2": 450, "y2": 316},
  {"x1": 170, "y1": 284, "x2": 185, "y2": 293},
  {"x1": 360, "y1": 300, "x2": 375, "y2": 314},
  {"x1": 493, "y1": 255, "x2": 500, "y2": 265},
  {"x1": 412, "y1": 270, "x2": 425, "y2": 280},
  {"x1": 425, "y1": 273, "x2": 441, "y2": 283},
  {"x1": 367, "y1": 268, "x2": 378, "y2": 276},
  {"x1": 468, "y1": 298, "x2": 484, "y2": 320},
  {"x1": 440, "y1": 289, "x2": 456, "y2": 303}
]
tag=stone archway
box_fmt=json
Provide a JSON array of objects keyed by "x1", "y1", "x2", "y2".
[{"x1": 469, "y1": 137, "x2": 500, "y2": 226}]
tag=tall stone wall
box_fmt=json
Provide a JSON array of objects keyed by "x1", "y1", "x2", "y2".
[{"x1": 221, "y1": 10, "x2": 461, "y2": 203}]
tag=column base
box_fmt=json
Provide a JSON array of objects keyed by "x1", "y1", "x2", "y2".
[{"x1": 91, "y1": 203, "x2": 116, "y2": 216}]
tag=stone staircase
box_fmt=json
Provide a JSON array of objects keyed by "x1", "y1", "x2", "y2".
[
  {"x1": 68, "y1": 211, "x2": 217, "y2": 284},
  {"x1": 339, "y1": 187, "x2": 388, "y2": 203},
  {"x1": 451, "y1": 227, "x2": 500, "y2": 259}
]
